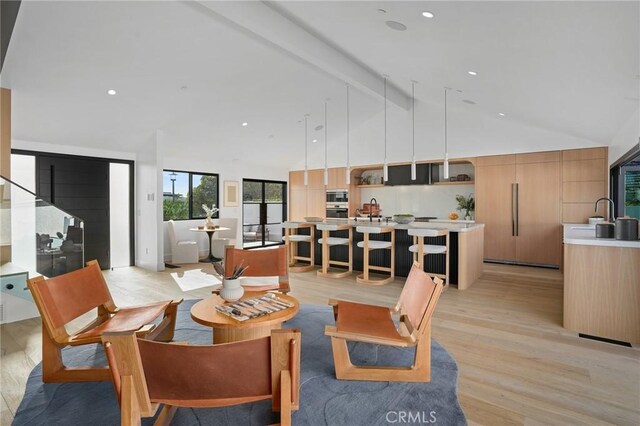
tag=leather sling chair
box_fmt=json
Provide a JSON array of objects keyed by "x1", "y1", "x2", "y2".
[
  {"x1": 102, "y1": 328, "x2": 301, "y2": 426},
  {"x1": 325, "y1": 262, "x2": 444, "y2": 383},
  {"x1": 222, "y1": 246, "x2": 290, "y2": 294},
  {"x1": 27, "y1": 260, "x2": 182, "y2": 383}
]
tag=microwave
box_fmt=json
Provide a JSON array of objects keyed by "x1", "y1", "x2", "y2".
[{"x1": 326, "y1": 190, "x2": 348, "y2": 204}]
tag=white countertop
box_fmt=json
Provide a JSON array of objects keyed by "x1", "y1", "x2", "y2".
[
  {"x1": 563, "y1": 223, "x2": 640, "y2": 248},
  {"x1": 291, "y1": 219, "x2": 484, "y2": 233}
]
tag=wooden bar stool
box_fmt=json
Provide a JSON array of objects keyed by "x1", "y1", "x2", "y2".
[
  {"x1": 408, "y1": 228, "x2": 449, "y2": 287},
  {"x1": 356, "y1": 225, "x2": 395, "y2": 285},
  {"x1": 282, "y1": 222, "x2": 315, "y2": 272},
  {"x1": 316, "y1": 223, "x2": 353, "y2": 278}
]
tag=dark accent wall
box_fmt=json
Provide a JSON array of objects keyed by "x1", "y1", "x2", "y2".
[{"x1": 37, "y1": 154, "x2": 111, "y2": 269}]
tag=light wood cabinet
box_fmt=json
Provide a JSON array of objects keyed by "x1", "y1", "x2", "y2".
[
  {"x1": 327, "y1": 167, "x2": 347, "y2": 190},
  {"x1": 288, "y1": 170, "x2": 326, "y2": 221},
  {"x1": 515, "y1": 161, "x2": 561, "y2": 265},
  {"x1": 289, "y1": 188, "x2": 307, "y2": 221},
  {"x1": 307, "y1": 189, "x2": 326, "y2": 218},
  {"x1": 475, "y1": 152, "x2": 562, "y2": 266},
  {"x1": 476, "y1": 163, "x2": 517, "y2": 262},
  {"x1": 561, "y1": 148, "x2": 608, "y2": 223}
]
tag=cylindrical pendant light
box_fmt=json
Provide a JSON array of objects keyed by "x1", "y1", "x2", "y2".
[
  {"x1": 443, "y1": 88, "x2": 450, "y2": 180},
  {"x1": 345, "y1": 84, "x2": 351, "y2": 185},
  {"x1": 324, "y1": 99, "x2": 329, "y2": 186},
  {"x1": 383, "y1": 75, "x2": 389, "y2": 182},
  {"x1": 411, "y1": 80, "x2": 417, "y2": 181},
  {"x1": 304, "y1": 114, "x2": 309, "y2": 186}
]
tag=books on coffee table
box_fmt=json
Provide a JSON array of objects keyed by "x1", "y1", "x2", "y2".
[{"x1": 215, "y1": 295, "x2": 295, "y2": 322}]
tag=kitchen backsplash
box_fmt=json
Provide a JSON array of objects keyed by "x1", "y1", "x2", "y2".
[{"x1": 360, "y1": 184, "x2": 475, "y2": 219}]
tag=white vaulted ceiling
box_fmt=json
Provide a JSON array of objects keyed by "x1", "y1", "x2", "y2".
[{"x1": 1, "y1": 1, "x2": 638, "y2": 166}]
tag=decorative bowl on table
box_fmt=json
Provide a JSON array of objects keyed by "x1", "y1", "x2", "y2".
[
  {"x1": 304, "y1": 217, "x2": 324, "y2": 222},
  {"x1": 393, "y1": 214, "x2": 415, "y2": 224}
]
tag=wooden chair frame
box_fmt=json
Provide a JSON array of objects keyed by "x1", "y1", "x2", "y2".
[
  {"x1": 325, "y1": 262, "x2": 443, "y2": 382},
  {"x1": 27, "y1": 260, "x2": 182, "y2": 383},
  {"x1": 410, "y1": 228, "x2": 450, "y2": 288},
  {"x1": 356, "y1": 226, "x2": 395, "y2": 286},
  {"x1": 224, "y1": 246, "x2": 290, "y2": 293},
  {"x1": 102, "y1": 329, "x2": 301, "y2": 426},
  {"x1": 283, "y1": 223, "x2": 315, "y2": 272},
  {"x1": 317, "y1": 224, "x2": 353, "y2": 278}
]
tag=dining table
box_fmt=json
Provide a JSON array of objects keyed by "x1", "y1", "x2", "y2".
[{"x1": 189, "y1": 226, "x2": 230, "y2": 263}]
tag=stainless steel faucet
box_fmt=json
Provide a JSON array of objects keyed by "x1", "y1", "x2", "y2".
[
  {"x1": 369, "y1": 198, "x2": 378, "y2": 222},
  {"x1": 595, "y1": 197, "x2": 615, "y2": 222}
]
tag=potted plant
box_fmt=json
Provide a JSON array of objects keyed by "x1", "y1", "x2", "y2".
[
  {"x1": 588, "y1": 214, "x2": 604, "y2": 225},
  {"x1": 455, "y1": 194, "x2": 475, "y2": 220}
]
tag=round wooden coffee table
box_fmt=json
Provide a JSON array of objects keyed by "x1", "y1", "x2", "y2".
[{"x1": 190, "y1": 291, "x2": 299, "y2": 344}]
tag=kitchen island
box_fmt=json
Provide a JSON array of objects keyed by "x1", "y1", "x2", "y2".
[
  {"x1": 291, "y1": 219, "x2": 484, "y2": 290},
  {"x1": 563, "y1": 224, "x2": 640, "y2": 344}
]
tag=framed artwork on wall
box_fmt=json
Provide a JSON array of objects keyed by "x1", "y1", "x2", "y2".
[{"x1": 224, "y1": 180, "x2": 239, "y2": 207}]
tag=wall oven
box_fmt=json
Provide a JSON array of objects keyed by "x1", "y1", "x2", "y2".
[
  {"x1": 326, "y1": 190, "x2": 348, "y2": 204},
  {"x1": 326, "y1": 203, "x2": 349, "y2": 218}
]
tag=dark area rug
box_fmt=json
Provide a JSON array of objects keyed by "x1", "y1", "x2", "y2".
[{"x1": 13, "y1": 300, "x2": 466, "y2": 425}]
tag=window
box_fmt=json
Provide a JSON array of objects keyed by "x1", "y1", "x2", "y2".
[{"x1": 163, "y1": 170, "x2": 219, "y2": 221}]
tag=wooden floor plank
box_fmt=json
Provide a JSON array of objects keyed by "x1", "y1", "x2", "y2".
[{"x1": 0, "y1": 262, "x2": 638, "y2": 425}]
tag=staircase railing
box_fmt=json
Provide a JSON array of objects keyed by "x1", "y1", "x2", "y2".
[{"x1": 1, "y1": 175, "x2": 85, "y2": 279}]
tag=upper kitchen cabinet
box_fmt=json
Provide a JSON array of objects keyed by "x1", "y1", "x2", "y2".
[
  {"x1": 561, "y1": 147, "x2": 608, "y2": 223},
  {"x1": 431, "y1": 161, "x2": 475, "y2": 185},
  {"x1": 476, "y1": 151, "x2": 562, "y2": 266},
  {"x1": 327, "y1": 167, "x2": 347, "y2": 190},
  {"x1": 385, "y1": 164, "x2": 432, "y2": 186}
]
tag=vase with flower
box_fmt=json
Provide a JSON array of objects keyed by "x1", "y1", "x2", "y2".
[
  {"x1": 455, "y1": 194, "x2": 475, "y2": 221},
  {"x1": 202, "y1": 203, "x2": 219, "y2": 228}
]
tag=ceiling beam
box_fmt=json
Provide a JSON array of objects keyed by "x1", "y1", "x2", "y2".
[{"x1": 189, "y1": 1, "x2": 410, "y2": 110}]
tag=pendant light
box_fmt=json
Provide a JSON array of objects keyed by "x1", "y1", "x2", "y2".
[
  {"x1": 411, "y1": 80, "x2": 417, "y2": 180},
  {"x1": 324, "y1": 99, "x2": 329, "y2": 186},
  {"x1": 383, "y1": 75, "x2": 389, "y2": 182},
  {"x1": 443, "y1": 88, "x2": 450, "y2": 180},
  {"x1": 345, "y1": 84, "x2": 351, "y2": 185},
  {"x1": 304, "y1": 114, "x2": 309, "y2": 186}
]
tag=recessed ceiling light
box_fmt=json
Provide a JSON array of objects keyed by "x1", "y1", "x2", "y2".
[
  {"x1": 463, "y1": 99, "x2": 476, "y2": 105},
  {"x1": 107, "y1": 89, "x2": 117, "y2": 96},
  {"x1": 422, "y1": 11, "x2": 435, "y2": 18},
  {"x1": 242, "y1": 122, "x2": 248, "y2": 127},
  {"x1": 467, "y1": 71, "x2": 478, "y2": 76},
  {"x1": 498, "y1": 112, "x2": 505, "y2": 116},
  {"x1": 385, "y1": 21, "x2": 407, "y2": 31},
  {"x1": 377, "y1": 8, "x2": 387, "y2": 14},
  {"x1": 312, "y1": 139, "x2": 318, "y2": 143},
  {"x1": 314, "y1": 125, "x2": 324, "y2": 131}
]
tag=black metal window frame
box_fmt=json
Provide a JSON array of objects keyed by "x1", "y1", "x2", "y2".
[
  {"x1": 163, "y1": 169, "x2": 220, "y2": 220},
  {"x1": 242, "y1": 178, "x2": 288, "y2": 248}
]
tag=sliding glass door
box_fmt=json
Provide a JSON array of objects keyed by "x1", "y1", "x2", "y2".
[{"x1": 242, "y1": 179, "x2": 287, "y2": 249}]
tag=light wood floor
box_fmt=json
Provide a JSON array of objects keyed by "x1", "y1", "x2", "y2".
[{"x1": 1, "y1": 263, "x2": 638, "y2": 425}]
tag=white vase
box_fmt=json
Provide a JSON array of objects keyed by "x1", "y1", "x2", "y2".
[
  {"x1": 220, "y1": 278, "x2": 244, "y2": 302},
  {"x1": 205, "y1": 217, "x2": 214, "y2": 227}
]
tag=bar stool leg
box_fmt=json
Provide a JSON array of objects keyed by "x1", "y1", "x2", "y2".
[
  {"x1": 390, "y1": 229, "x2": 395, "y2": 279},
  {"x1": 321, "y1": 229, "x2": 329, "y2": 275},
  {"x1": 310, "y1": 227, "x2": 315, "y2": 269},
  {"x1": 445, "y1": 232, "x2": 450, "y2": 288},
  {"x1": 348, "y1": 228, "x2": 353, "y2": 273},
  {"x1": 418, "y1": 236, "x2": 425, "y2": 271},
  {"x1": 363, "y1": 233, "x2": 370, "y2": 282}
]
